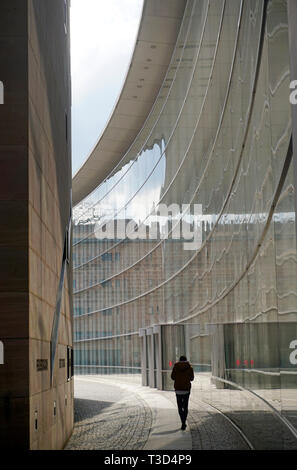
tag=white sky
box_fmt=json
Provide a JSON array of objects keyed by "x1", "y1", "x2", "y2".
[{"x1": 70, "y1": 0, "x2": 144, "y2": 175}]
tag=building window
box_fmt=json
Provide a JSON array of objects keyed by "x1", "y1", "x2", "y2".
[
  {"x1": 74, "y1": 306, "x2": 82, "y2": 316},
  {"x1": 101, "y1": 253, "x2": 112, "y2": 262},
  {"x1": 103, "y1": 309, "x2": 113, "y2": 316}
]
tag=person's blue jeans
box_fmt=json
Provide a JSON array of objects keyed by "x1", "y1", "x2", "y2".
[{"x1": 176, "y1": 393, "x2": 190, "y2": 424}]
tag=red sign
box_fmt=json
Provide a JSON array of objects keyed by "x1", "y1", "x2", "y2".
[
  {"x1": 236, "y1": 359, "x2": 254, "y2": 367},
  {"x1": 169, "y1": 361, "x2": 173, "y2": 367}
]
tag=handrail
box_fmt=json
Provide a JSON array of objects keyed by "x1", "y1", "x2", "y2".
[{"x1": 211, "y1": 375, "x2": 297, "y2": 442}]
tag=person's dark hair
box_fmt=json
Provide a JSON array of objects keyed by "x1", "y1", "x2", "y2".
[{"x1": 179, "y1": 355, "x2": 187, "y2": 362}]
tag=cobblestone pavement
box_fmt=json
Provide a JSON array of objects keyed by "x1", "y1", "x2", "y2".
[
  {"x1": 65, "y1": 376, "x2": 255, "y2": 450},
  {"x1": 188, "y1": 407, "x2": 250, "y2": 450},
  {"x1": 65, "y1": 375, "x2": 297, "y2": 450},
  {"x1": 65, "y1": 378, "x2": 152, "y2": 450},
  {"x1": 163, "y1": 391, "x2": 251, "y2": 450}
]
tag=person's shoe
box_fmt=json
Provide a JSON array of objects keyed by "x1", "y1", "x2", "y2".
[{"x1": 181, "y1": 423, "x2": 187, "y2": 430}]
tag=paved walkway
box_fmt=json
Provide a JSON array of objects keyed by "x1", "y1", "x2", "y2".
[{"x1": 65, "y1": 375, "x2": 252, "y2": 450}]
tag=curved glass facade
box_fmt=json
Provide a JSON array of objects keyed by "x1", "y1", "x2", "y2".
[{"x1": 73, "y1": 0, "x2": 297, "y2": 448}]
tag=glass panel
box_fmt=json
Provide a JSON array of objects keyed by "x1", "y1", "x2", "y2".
[{"x1": 73, "y1": 0, "x2": 297, "y2": 449}]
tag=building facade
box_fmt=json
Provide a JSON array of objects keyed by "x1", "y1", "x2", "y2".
[
  {"x1": 0, "y1": 0, "x2": 73, "y2": 450},
  {"x1": 73, "y1": 0, "x2": 297, "y2": 448}
]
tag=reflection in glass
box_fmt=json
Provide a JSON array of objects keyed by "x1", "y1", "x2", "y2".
[{"x1": 73, "y1": 0, "x2": 297, "y2": 449}]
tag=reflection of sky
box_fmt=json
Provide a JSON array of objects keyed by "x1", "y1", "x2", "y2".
[
  {"x1": 74, "y1": 139, "x2": 167, "y2": 223},
  {"x1": 100, "y1": 140, "x2": 167, "y2": 222},
  {"x1": 73, "y1": 205, "x2": 296, "y2": 227}
]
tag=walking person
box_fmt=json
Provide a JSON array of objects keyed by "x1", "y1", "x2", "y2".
[{"x1": 171, "y1": 355, "x2": 194, "y2": 430}]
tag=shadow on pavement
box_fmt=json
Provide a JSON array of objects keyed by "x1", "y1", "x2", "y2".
[{"x1": 74, "y1": 398, "x2": 114, "y2": 423}]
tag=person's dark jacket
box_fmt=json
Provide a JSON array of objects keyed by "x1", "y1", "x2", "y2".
[{"x1": 171, "y1": 361, "x2": 194, "y2": 391}]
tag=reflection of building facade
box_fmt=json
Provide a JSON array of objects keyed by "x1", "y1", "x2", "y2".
[
  {"x1": 73, "y1": 219, "x2": 191, "y2": 369},
  {"x1": 73, "y1": 0, "x2": 297, "y2": 448}
]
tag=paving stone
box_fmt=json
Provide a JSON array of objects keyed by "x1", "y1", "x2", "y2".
[
  {"x1": 65, "y1": 375, "x2": 258, "y2": 451},
  {"x1": 65, "y1": 379, "x2": 152, "y2": 450}
]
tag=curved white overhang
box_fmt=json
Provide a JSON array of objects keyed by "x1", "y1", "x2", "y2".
[{"x1": 72, "y1": 0, "x2": 187, "y2": 206}]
